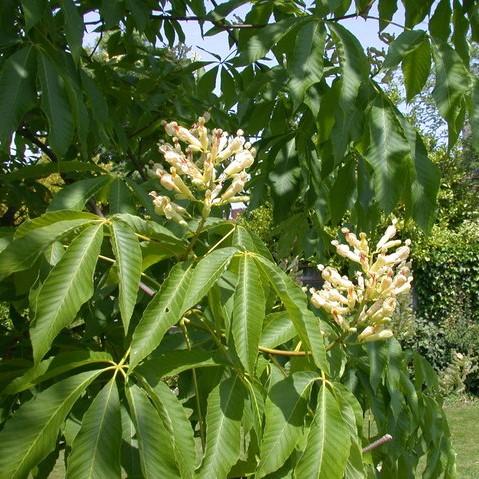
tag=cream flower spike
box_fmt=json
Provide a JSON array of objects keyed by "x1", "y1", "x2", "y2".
[
  {"x1": 152, "y1": 116, "x2": 255, "y2": 223},
  {"x1": 310, "y1": 221, "x2": 413, "y2": 343}
]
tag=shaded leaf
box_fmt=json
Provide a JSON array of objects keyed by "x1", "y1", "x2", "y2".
[
  {"x1": 295, "y1": 385, "x2": 350, "y2": 478},
  {"x1": 382, "y1": 30, "x2": 427, "y2": 69},
  {"x1": 197, "y1": 375, "x2": 246, "y2": 479},
  {"x1": 62, "y1": 0, "x2": 83, "y2": 64},
  {"x1": 402, "y1": 38, "x2": 431, "y2": 102},
  {"x1": 257, "y1": 372, "x2": 318, "y2": 478}
]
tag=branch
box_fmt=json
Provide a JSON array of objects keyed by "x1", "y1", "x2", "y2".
[
  {"x1": 329, "y1": 13, "x2": 408, "y2": 31},
  {"x1": 16, "y1": 128, "x2": 58, "y2": 163},
  {"x1": 362, "y1": 434, "x2": 393, "y2": 453},
  {"x1": 258, "y1": 346, "x2": 310, "y2": 357},
  {"x1": 150, "y1": 14, "x2": 266, "y2": 30}
]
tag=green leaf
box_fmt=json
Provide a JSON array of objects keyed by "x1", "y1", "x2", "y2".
[
  {"x1": 402, "y1": 38, "x2": 431, "y2": 102},
  {"x1": 62, "y1": 0, "x2": 83, "y2": 64},
  {"x1": 0, "y1": 46, "x2": 36, "y2": 144},
  {"x1": 432, "y1": 41, "x2": 471, "y2": 147},
  {"x1": 378, "y1": 0, "x2": 398, "y2": 31},
  {"x1": 257, "y1": 372, "x2": 318, "y2": 478},
  {"x1": 48, "y1": 176, "x2": 111, "y2": 211},
  {"x1": 429, "y1": 0, "x2": 452, "y2": 41},
  {"x1": 0, "y1": 214, "x2": 99, "y2": 278},
  {"x1": 365, "y1": 96, "x2": 410, "y2": 213},
  {"x1": 295, "y1": 385, "x2": 350, "y2": 479},
  {"x1": 231, "y1": 253, "x2": 265, "y2": 372},
  {"x1": 197, "y1": 375, "x2": 246, "y2": 479},
  {"x1": 382, "y1": 30, "x2": 427, "y2": 69},
  {"x1": 3, "y1": 350, "x2": 113, "y2": 396},
  {"x1": 129, "y1": 262, "x2": 192, "y2": 370},
  {"x1": 232, "y1": 225, "x2": 273, "y2": 261},
  {"x1": 147, "y1": 381, "x2": 196, "y2": 479},
  {"x1": 0, "y1": 369, "x2": 105, "y2": 479},
  {"x1": 329, "y1": 158, "x2": 356, "y2": 223},
  {"x1": 182, "y1": 247, "x2": 238, "y2": 312},
  {"x1": 240, "y1": 17, "x2": 304, "y2": 63},
  {"x1": 109, "y1": 219, "x2": 142, "y2": 334},
  {"x1": 125, "y1": 383, "x2": 179, "y2": 478},
  {"x1": 403, "y1": 0, "x2": 434, "y2": 28},
  {"x1": 327, "y1": 22, "x2": 368, "y2": 112},
  {"x1": 108, "y1": 177, "x2": 136, "y2": 215},
  {"x1": 67, "y1": 377, "x2": 122, "y2": 479},
  {"x1": 452, "y1": 0, "x2": 470, "y2": 65},
  {"x1": 253, "y1": 255, "x2": 328, "y2": 373},
  {"x1": 37, "y1": 51, "x2": 74, "y2": 155},
  {"x1": 21, "y1": 0, "x2": 47, "y2": 30},
  {"x1": 260, "y1": 311, "x2": 297, "y2": 349},
  {"x1": 287, "y1": 20, "x2": 325, "y2": 108},
  {"x1": 471, "y1": 78, "x2": 479, "y2": 153},
  {"x1": 137, "y1": 349, "x2": 226, "y2": 381},
  {"x1": 30, "y1": 223, "x2": 104, "y2": 363}
]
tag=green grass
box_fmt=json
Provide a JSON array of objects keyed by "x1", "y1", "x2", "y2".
[{"x1": 445, "y1": 400, "x2": 479, "y2": 479}]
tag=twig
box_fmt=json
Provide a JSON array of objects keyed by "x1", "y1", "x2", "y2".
[
  {"x1": 16, "y1": 128, "x2": 58, "y2": 163},
  {"x1": 362, "y1": 434, "x2": 393, "y2": 453},
  {"x1": 258, "y1": 346, "x2": 310, "y2": 357}
]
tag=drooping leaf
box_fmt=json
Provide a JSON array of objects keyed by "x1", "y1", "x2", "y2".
[
  {"x1": 403, "y1": 0, "x2": 434, "y2": 28},
  {"x1": 0, "y1": 46, "x2": 36, "y2": 144},
  {"x1": 48, "y1": 176, "x2": 111, "y2": 211},
  {"x1": 197, "y1": 375, "x2": 246, "y2": 479},
  {"x1": 37, "y1": 51, "x2": 74, "y2": 155},
  {"x1": 61, "y1": 0, "x2": 83, "y2": 64},
  {"x1": 429, "y1": 0, "x2": 452, "y2": 41},
  {"x1": 21, "y1": 0, "x2": 47, "y2": 30},
  {"x1": 0, "y1": 369, "x2": 105, "y2": 479},
  {"x1": 329, "y1": 158, "x2": 356, "y2": 223},
  {"x1": 109, "y1": 219, "x2": 142, "y2": 334},
  {"x1": 125, "y1": 383, "x2": 179, "y2": 479},
  {"x1": 3, "y1": 350, "x2": 113, "y2": 396},
  {"x1": 382, "y1": 30, "x2": 427, "y2": 69},
  {"x1": 257, "y1": 372, "x2": 318, "y2": 478},
  {"x1": 67, "y1": 377, "x2": 122, "y2": 479},
  {"x1": 365, "y1": 96, "x2": 410, "y2": 213},
  {"x1": 182, "y1": 247, "x2": 238, "y2": 312},
  {"x1": 402, "y1": 38, "x2": 431, "y2": 102},
  {"x1": 471, "y1": 78, "x2": 479, "y2": 153},
  {"x1": 30, "y1": 223, "x2": 104, "y2": 363},
  {"x1": 129, "y1": 262, "x2": 192, "y2": 370},
  {"x1": 378, "y1": 0, "x2": 398, "y2": 31},
  {"x1": 0, "y1": 215, "x2": 99, "y2": 278},
  {"x1": 287, "y1": 20, "x2": 325, "y2": 108},
  {"x1": 231, "y1": 253, "x2": 265, "y2": 372},
  {"x1": 253, "y1": 255, "x2": 328, "y2": 373},
  {"x1": 327, "y1": 22, "x2": 369, "y2": 112},
  {"x1": 295, "y1": 385, "x2": 350, "y2": 478},
  {"x1": 108, "y1": 177, "x2": 136, "y2": 215},
  {"x1": 432, "y1": 41, "x2": 471, "y2": 147}
]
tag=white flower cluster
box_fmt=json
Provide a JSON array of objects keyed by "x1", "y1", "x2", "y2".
[
  {"x1": 309, "y1": 220, "x2": 413, "y2": 343},
  {"x1": 148, "y1": 115, "x2": 255, "y2": 226}
]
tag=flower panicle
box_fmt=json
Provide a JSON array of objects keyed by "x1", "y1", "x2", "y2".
[
  {"x1": 148, "y1": 116, "x2": 255, "y2": 225},
  {"x1": 310, "y1": 222, "x2": 413, "y2": 343}
]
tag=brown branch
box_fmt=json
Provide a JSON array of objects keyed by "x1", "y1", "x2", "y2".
[
  {"x1": 150, "y1": 14, "x2": 266, "y2": 30},
  {"x1": 329, "y1": 13, "x2": 408, "y2": 31},
  {"x1": 16, "y1": 128, "x2": 58, "y2": 163},
  {"x1": 362, "y1": 434, "x2": 393, "y2": 453}
]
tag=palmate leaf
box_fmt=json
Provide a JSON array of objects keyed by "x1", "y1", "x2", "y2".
[
  {"x1": 294, "y1": 385, "x2": 350, "y2": 479},
  {"x1": 382, "y1": 30, "x2": 427, "y2": 69},
  {"x1": 0, "y1": 369, "x2": 106, "y2": 479},
  {"x1": 30, "y1": 223, "x2": 104, "y2": 363},
  {"x1": 67, "y1": 377, "x2": 122, "y2": 479},
  {"x1": 365, "y1": 95, "x2": 410, "y2": 213},
  {"x1": 125, "y1": 383, "x2": 179, "y2": 479},
  {"x1": 257, "y1": 372, "x2": 318, "y2": 478},
  {"x1": 232, "y1": 225, "x2": 273, "y2": 261},
  {"x1": 0, "y1": 46, "x2": 36, "y2": 144},
  {"x1": 402, "y1": 38, "x2": 431, "y2": 102},
  {"x1": 129, "y1": 262, "x2": 193, "y2": 370},
  {"x1": 196, "y1": 375, "x2": 246, "y2": 479},
  {"x1": 109, "y1": 219, "x2": 142, "y2": 334},
  {"x1": 231, "y1": 253, "x2": 265, "y2": 372},
  {"x1": 253, "y1": 255, "x2": 328, "y2": 373},
  {"x1": 260, "y1": 311, "x2": 297, "y2": 349},
  {"x1": 61, "y1": 0, "x2": 83, "y2": 64}
]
